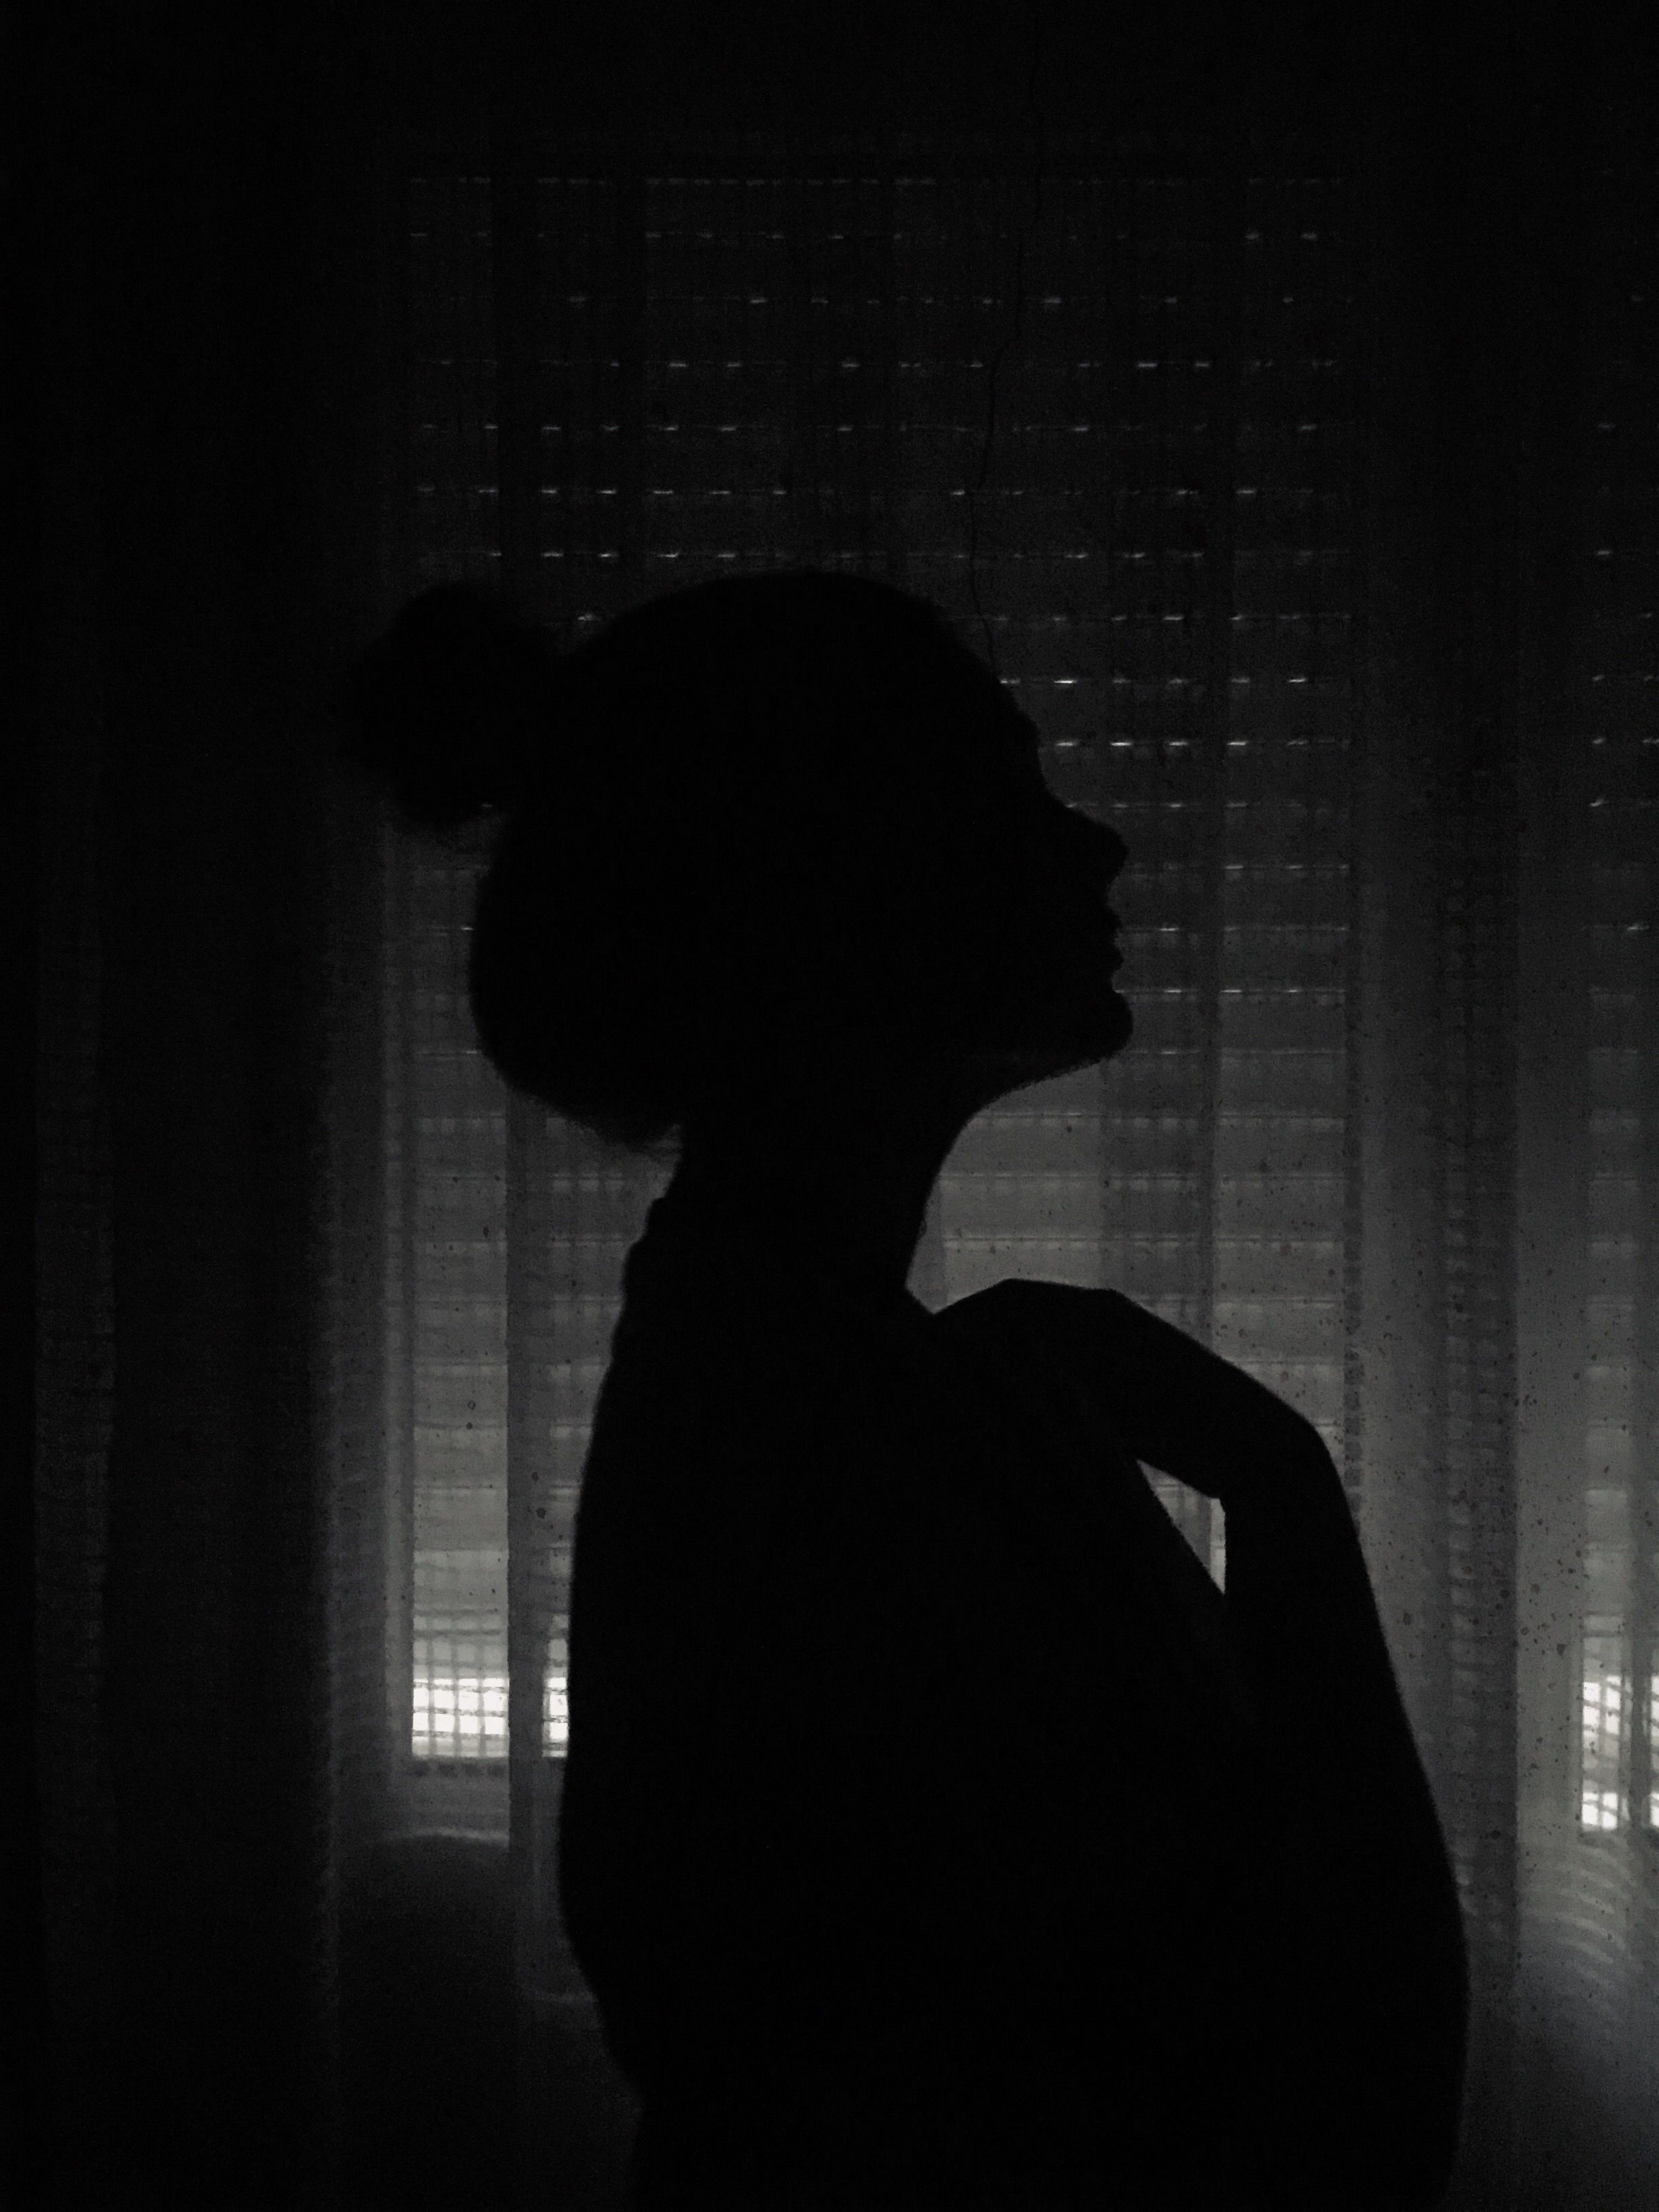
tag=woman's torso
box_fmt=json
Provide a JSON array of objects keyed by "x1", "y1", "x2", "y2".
[{"x1": 558, "y1": 1198, "x2": 1293, "y2": 2207}]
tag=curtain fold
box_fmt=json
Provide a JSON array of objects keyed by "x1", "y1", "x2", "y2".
[{"x1": 31, "y1": 3, "x2": 398, "y2": 2204}]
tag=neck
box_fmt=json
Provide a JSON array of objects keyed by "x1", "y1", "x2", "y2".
[{"x1": 669, "y1": 1057, "x2": 987, "y2": 1305}]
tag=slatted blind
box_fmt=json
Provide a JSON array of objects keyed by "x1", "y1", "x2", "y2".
[{"x1": 383, "y1": 126, "x2": 1359, "y2": 1757}]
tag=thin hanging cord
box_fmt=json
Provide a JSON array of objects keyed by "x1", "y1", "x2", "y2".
[{"x1": 965, "y1": 3, "x2": 1048, "y2": 682}]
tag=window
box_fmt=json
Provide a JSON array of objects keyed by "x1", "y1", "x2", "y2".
[{"x1": 385, "y1": 134, "x2": 1364, "y2": 1829}]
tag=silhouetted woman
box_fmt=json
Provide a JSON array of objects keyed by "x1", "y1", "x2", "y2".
[{"x1": 340, "y1": 571, "x2": 1468, "y2": 2210}]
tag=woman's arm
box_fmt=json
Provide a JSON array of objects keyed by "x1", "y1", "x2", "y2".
[
  {"x1": 996, "y1": 1282, "x2": 1470, "y2": 2206},
  {"x1": 1222, "y1": 1454, "x2": 1469, "y2": 2208}
]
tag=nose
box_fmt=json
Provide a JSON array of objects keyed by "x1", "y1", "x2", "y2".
[{"x1": 1041, "y1": 789, "x2": 1128, "y2": 897}]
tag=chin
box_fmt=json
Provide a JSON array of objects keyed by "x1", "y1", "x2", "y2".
[
  {"x1": 1007, "y1": 989, "x2": 1132, "y2": 1088},
  {"x1": 1059, "y1": 979, "x2": 1134, "y2": 1054},
  {"x1": 971, "y1": 970, "x2": 1132, "y2": 1091}
]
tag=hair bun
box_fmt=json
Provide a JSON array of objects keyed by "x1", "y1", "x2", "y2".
[{"x1": 336, "y1": 583, "x2": 560, "y2": 832}]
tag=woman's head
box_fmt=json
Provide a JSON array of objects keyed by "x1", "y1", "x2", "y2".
[{"x1": 335, "y1": 569, "x2": 1130, "y2": 1153}]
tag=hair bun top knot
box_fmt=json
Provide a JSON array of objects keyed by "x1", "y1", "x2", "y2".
[{"x1": 337, "y1": 583, "x2": 562, "y2": 832}]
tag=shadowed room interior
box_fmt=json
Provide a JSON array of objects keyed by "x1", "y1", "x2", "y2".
[{"x1": 18, "y1": 2, "x2": 1659, "y2": 2207}]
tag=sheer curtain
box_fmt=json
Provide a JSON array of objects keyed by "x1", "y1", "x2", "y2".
[
  {"x1": 28, "y1": 7, "x2": 1658, "y2": 2211},
  {"x1": 29, "y1": 2, "x2": 398, "y2": 2204}
]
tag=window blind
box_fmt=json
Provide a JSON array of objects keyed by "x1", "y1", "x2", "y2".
[{"x1": 386, "y1": 124, "x2": 1361, "y2": 1767}]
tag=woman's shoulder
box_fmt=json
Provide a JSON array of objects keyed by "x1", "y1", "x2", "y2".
[
  {"x1": 884, "y1": 1277, "x2": 1138, "y2": 1508},
  {"x1": 926, "y1": 1275, "x2": 1115, "y2": 1374},
  {"x1": 931, "y1": 1274, "x2": 1105, "y2": 1328}
]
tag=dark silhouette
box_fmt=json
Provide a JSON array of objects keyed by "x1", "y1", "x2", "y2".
[{"x1": 340, "y1": 571, "x2": 1469, "y2": 2209}]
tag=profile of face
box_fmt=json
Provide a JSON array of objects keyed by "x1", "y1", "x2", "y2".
[
  {"x1": 920, "y1": 665, "x2": 1132, "y2": 1113},
  {"x1": 682, "y1": 615, "x2": 1134, "y2": 1154},
  {"x1": 710, "y1": 659, "x2": 1134, "y2": 1197}
]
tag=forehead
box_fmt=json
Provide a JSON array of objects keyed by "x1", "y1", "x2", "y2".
[{"x1": 989, "y1": 693, "x2": 1046, "y2": 772}]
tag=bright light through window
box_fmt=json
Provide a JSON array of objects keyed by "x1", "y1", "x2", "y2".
[
  {"x1": 414, "y1": 1671, "x2": 508, "y2": 1759},
  {"x1": 411, "y1": 1665, "x2": 568, "y2": 1757},
  {"x1": 545, "y1": 1667, "x2": 569, "y2": 1751},
  {"x1": 1580, "y1": 1629, "x2": 1627, "y2": 1831}
]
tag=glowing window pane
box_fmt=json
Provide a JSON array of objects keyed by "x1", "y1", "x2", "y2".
[
  {"x1": 545, "y1": 1667, "x2": 570, "y2": 1752},
  {"x1": 413, "y1": 1665, "x2": 509, "y2": 1759},
  {"x1": 1580, "y1": 1626, "x2": 1628, "y2": 1831}
]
